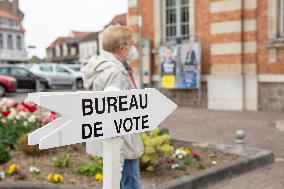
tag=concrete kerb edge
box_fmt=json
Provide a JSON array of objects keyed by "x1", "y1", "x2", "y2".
[
  {"x1": 0, "y1": 140, "x2": 274, "y2": 189},
  {"x1": 0, "y1": 183, "x2": 97, "y2": 189},
  {"x1": 147, "y1": 139, "x2": 274, "y2": 189}
]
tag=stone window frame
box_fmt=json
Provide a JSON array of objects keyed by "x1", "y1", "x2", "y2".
[
  {"x1": 0, "y1": 33, "x2": 3, "y2": 49},
  {"x1": 161, "y1": 0, "x2": 195, "y2": 44},
  {"x1": 265, "y1": 0, "x2": 284, "y2": 49},
  {"x1": 16, "y1": 35, "x2": 21, "y2": 50},
  {"x1": 7, "y1": 34, "x2": 13, "y2": 50}
]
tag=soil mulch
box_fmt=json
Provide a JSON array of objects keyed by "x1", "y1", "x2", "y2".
[{"x1": 0, "y1": 142, "x2": 238, "y2": 188}]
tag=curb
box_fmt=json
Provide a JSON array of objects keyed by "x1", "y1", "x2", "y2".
[
  {"x1": 146, "y1": 140, "x2": 274, "y2": 189},
  {"x1": 0, "y1": 183, "x2": 98, "y2": 189}
]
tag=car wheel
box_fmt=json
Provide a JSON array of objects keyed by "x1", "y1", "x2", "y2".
[
  {"x1": 36, "y1": 82, "x2": 47, "y2": 92},
  {"x1": 0, "y1": 85, "x2": 6, "y2": 97},
  {"x1": 76, "y1": 79, "x2": 84, "y2": 89}
]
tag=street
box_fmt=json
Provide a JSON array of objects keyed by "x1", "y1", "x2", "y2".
[{"x1": 4, "y1": 87, "x2": 77, "y2": 102}]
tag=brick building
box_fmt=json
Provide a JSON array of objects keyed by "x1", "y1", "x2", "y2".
[
  {"x1": 0, "y1": 0, "x2": 27, "y2": 64},
  {"x1": 46, "y1": 31, "x2": 90, "y2": 64},
  {"x1": 127, "y1": 0, "x2": 284, "y2": 111}
]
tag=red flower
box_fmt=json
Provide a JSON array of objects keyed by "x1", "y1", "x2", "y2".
[
  {"x1": 1, "y1": 110, "x2": 11, "y2": 118},
  {"x1": 192, "y1": 152, "x2": 201, "y2": 159},
  {"x1": 49, "y1": 111, "x2": 58, "y2": 121},
  {"x1": 18, "y1": 106, "x2": 28, "y2": 112},
  {"x1": 12, "y1": 102, "x2": 18, "y2": 108},
  {"x1": 22, "y1": 102, "x2": 37, "y2": 113}
]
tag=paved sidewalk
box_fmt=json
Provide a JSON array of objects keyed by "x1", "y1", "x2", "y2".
[{"x1": 161, "y1": 107, "x2": 284, "y2": 189}]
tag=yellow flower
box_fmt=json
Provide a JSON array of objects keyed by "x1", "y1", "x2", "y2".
[
  {"x1": 47, "y1": 174, "x2": 53, "y2": 182},
  {"x1": 141, "y1": 155, "x2": 151, "y2": 163},
  {"x1": 160, "y1": 144, "x2": 174, "y2": 155},
  {"x1": 184, "y1": 148, "x2": 191, "y2": 155},
  {"x1": 95, "y1": 173, "x2": 103, "y2": 182},
  {"x1": 145, "y1": 146, "x2": 155, "y2": 154},
  {"x1": 7, "y1": 163, "x2": 18, "y2": 175},
  {"x1": 48, "y1": 173, "x2": 63, "y2": 183}
]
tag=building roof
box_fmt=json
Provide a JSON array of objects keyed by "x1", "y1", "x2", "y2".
[
  {"x1": 47, "y1": 37, "x2": 70, "y2": 49},
  {"x1": 0, "y1": 0, "x2": 24, "y2": 19},
  {"x1": 0, "y1": 10, "x2": 21, "y2": 20},
  {"x1": 80, "y1": 32, "x2": 99, "y2": 43},
  {"x1": 107, "y1": 13, "x2": 127, "y2": 27}
]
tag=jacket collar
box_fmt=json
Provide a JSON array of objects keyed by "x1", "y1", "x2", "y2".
[{"x1": 101, "y1": 50, "x2": 130, "y2": 74}]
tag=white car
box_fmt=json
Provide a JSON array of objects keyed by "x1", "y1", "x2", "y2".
[{"x1": 29, "y1": 63, "x2": 83, "y2": 89}]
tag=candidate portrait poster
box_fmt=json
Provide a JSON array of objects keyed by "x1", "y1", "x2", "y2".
[
  {"x1": 160, "y1": 43, "x2": 201, "y2": 89},
  {"x1": 159, "y1": 45, "x2": 178, "y2": 88},
  {"x1": 178, "y1": 43, "x2": 201, "y2": 89}
]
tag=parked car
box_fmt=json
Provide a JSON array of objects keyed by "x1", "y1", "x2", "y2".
[
  {"x1": 29, "y1": 63, "x2": 83, "y2": 89},
  {"x1": 63, "y1": 64, "x2": 82, "y2": 72},
  {"x1": 0, "y1": 65, "x2": 50, "y2": 92},
  {"x1": 0, "y1": 75, "x2": 17, "y2": 97}
]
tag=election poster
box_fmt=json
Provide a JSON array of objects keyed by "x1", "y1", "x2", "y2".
[
  {"x1": 159, "y1": 45, "x2": 178, "y2": 88},
  {"x1": 160, "y1": 42, "x2": 201, "y2": 89}
]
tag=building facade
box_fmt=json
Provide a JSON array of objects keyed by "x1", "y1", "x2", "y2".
[
  {"x1": 0, "y1": 0, "x2": 27, "y2": 64},
  {"x1": 46, "y1": 31, "x2": 90, "y2": 64},
  {"x1": 79, "y1": 32, "x2": 99, "y2": 62},
  {"x1": 127, "y1": 0, "x2": 284, "y2": 112}
]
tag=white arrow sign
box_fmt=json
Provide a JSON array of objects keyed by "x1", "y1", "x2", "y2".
[{"x1": 28, "y1": 88, "x2": 177, "y2": 150}]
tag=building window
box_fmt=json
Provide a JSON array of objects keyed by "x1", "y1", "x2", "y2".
[
  {"x1": 7, "y1": 35, "x2": 13, "y2": 49},
  {"x1": 164, "y1": 0, "x2": 190, "y2": 41},
  {"x1": 0, "y1": 34, "x2": 3, "y2": 49},
  {"x1": 16, "y1": 35, "x2": 22, "y2": 50},
  {"x1": 279, "y1": 0, "x2": 284, "y2": 37},
  {"x1": 180, "y1": 0, "x2": 189, "y2": 39}
]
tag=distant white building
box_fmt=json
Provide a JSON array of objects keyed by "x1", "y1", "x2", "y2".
[
  {"x1": 79, "y1": 32, "x2": 99, "y2": 61},
  {"x1": 0, "y1": 0, "x2": 28, "y2": 64}
]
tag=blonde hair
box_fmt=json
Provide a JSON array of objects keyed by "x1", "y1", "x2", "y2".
[{"x1": 102, "y1": 25, "x2": 133, "y2": 52}]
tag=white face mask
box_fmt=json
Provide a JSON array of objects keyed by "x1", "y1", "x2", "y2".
[{"x1": 126, "y1": 45, "x2": 138, "y2": 61}]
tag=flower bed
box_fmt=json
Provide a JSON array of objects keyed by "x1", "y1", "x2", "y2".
[{"x1": 0, "y1": 98, "x2": 238, "y2": 188}]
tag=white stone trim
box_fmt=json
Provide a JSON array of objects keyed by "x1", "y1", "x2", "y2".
[
  {"x1": 211, "y1": 41, "x2": 257, "y2": 55},
  {"x1": 244, "y1": 75, "x2": 258, "y2": 111},
  {"x1": 210, "y1": 0, "x2": 257, "y2": 13},
  {"x1": 258, "y1": 74, "x2": 284, "y2": 83},
  {"x1": 128, "y1": 0, "x2": 138, "y2": 8},
  {"x1": 244, "y1": 41, "x2": 257, "y2": 54},
  {"x1": 244, "y1": 19, "x2": 257, "y2": 32},
  {"x1": 189, "y1": 0, "x2": 196, "y2": 42},
  {"x1": 211, "y1": 19, "x2": 257, "y2": 34},
  {"x1": 268, "y1": 0, "x2": 279, "y2": 39},
  {"x1": 201, "y1": 75, "x2": 208, "y2": 82},
  {"x1": 211, "y1": 43, "x2": 242, "y2": 55},
  {"x1": 154, "y1": 0, "x2": 162, "y2": 47},
  {"x1": 208, "y1": 75, "x2": 244, "y2": 111},
  {"x1": 128, "y1": 15, "x2": 138, "y2": 26},
  {"x1": 152, "y1": 75, "x2": 160, "y2": 82}
]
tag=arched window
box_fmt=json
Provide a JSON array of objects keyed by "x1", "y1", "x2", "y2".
[
  {"x1": 0, "y1": 34, "x2": 3, "y2": 49},
  {"x1": 7, "y1": 35, "x2": 13, "y2": 49},
  {"x1": 16, "y1": 35, "x2": 22, "y2": 50}
]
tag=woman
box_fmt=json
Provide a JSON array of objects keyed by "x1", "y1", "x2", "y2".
[{"x1": 81, "y1": 25, "x2": 144, "y2": 189}]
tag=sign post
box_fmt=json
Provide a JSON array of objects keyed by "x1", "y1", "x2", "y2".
[{"x1": 27, "y1": 88, "x2": 177, "y2": 189}]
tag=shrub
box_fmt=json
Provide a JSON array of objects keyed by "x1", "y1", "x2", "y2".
[
  {"x1": 18, "y1": 134, "x2": 44, "y2": 156},
  {"x1": 50, "y1": 154, "x2": 72, "y2": 168},
  {"x1": 140, "y1": 127, "x2": 174, "y2": 171},
  {"x1": 74, "y1": 156, "x2": 103, "y2": 176},
  {"x1": 0, "y1": 144, "x2": 10, "y2": 164}
]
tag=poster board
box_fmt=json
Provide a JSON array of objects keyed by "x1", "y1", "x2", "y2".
[{"x1": 160, "y1": 42, "x2": 201, "y2": 89}]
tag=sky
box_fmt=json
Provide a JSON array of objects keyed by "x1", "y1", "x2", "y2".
[{"x1": 19, "y1": 0, "x2": 128, "y2": 59}]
